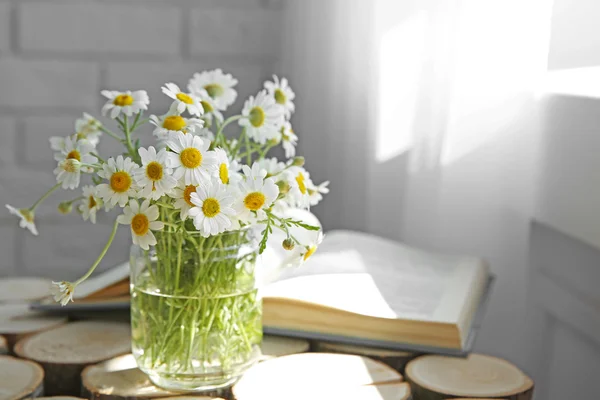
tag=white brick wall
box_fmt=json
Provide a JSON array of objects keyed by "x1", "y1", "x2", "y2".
[{"x1": 0, "y1": 0, "x2": 283, "y2": 279}]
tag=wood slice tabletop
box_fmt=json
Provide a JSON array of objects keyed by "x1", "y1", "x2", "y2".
[
  {"x1": 0, "y1": 303, "x2": 67, "y2": 350},
  {"x1": 232, "y1": 352, "x2": 406, "y2": 400},
  {"x1": 81, "y1": 335, "x2": 310, "y2": 400},
  {"x1": 0, "y1": 335, "x2": 7, "y2": 355},
  {"x1": 14, "y1": 320, "x2": 131, "y2": 396},
  {"x1": 312, "y1": 340, "x2": 417, "y2": 373},
  {"x1": 0, "y1": 277, "x2": 52, "y2": 303},
  {"x1": 0, "y1": 355, "x2": 44, "y2": 400},
  {"x1": 406, "y1": 353, "x2": 533, "y2": 400}
]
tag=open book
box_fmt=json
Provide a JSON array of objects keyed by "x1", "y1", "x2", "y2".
[{"x1": 33, "y1": 230, "x2": 492, "y2": 355}]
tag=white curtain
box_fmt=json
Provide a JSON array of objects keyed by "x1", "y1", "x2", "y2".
[{"x1": 282, "y1": 0, "x2": 553, "y2": 368}]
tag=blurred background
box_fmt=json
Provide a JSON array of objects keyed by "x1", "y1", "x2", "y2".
[{"x1": 0, "y1": 0, "x2": 598, "y2": 398}]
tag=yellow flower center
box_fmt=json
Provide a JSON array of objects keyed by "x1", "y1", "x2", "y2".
[
  {"x1": 76, "y1": 132, "x2": 86, "y2": 140},
  {"x1": 88, "y1": 196, "x2": 97, "y2": 209},
  {"x1": 274, "y1": 88, "x2": 287, "y2": 104},
  {"x1": 219, "y1": 163, "x2": 229, "y2": 184},
  {"x1": 180, "y1": 148, "x2": 202, "y2": 169},
  {"x1": 304, "y1": 245, "x2": 317, "y2": 261},
  {"x1": 244, "y1": 192, "x2": 266, "y2": 211},
  {"x1": 145, "y1": 161, "x2": 163, "y2": 181},
  {"x1": 204, "y1": 84, "x2": 224, "y2": 98},
  {"x1": 162, "y1": 115, "x2": 186, "y2": 131},
  {"x1": 20, "y1": 209, "x2": 34, "y2": 222},
  {"x1": 249, "y1": 106, "x2": 265, "y2": 128},
  {"x1": 296, "y1": 173, "x2": 307, "y2": 195},
  {"x1": 66, "y1": 150, "x2": 81, "y2": 161},
  {"x1": 176, "y1": 92, "x2": 194, "y2": 105},
  {"x1": 131, "y1": 213, "x2": 150, "y2": 236},
  {"x1": 113, "y1": 94, "x2": 133, "y2": 107},
  {"x1": 202, "y1": 198, "x2": 221, "y2": 218},
  {"x1": 110, "y1": 171, "x2": 132, "y2": 193},
  {"x1": 183, "y1": 185, "x2": 197, "y2": 207},
  {"x1": 200, "y1": 100, "x2": 214, "y2": 113}
]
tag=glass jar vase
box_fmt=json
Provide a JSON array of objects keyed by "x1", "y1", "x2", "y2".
[{"x1": 129, "y1": 228, "x2": 262, "y2": 392}]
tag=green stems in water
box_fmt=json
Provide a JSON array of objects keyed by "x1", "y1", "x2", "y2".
[{"x1": 130, "y1": 212, "x2": 262, "y2": 379}]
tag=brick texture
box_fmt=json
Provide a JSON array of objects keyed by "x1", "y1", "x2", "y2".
[
  {"x1": 20, "y1": 3, "x2": 181, "y2": 56},
  {"x1": 190, "y1": 8, "x2": 280, "y2": 56},
  {"x1": 0, "y1": 3, "x2": 10, "y2": 54},
  {"x1": 0, "y1": 60, "x2": 99, "y2": 108},
  {"x1": 0, "y1": 0, "x2": 283, "y2": 278},
  {"x1": 0, "y1": 117, "x2": 17, "y2": 168}
]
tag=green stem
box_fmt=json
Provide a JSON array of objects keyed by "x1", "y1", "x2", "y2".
[
  {"x1": 99, "y1": 126, "x2": 123, "y2": 142},
  {"x1": 74, "y1": 219, "x2": 119, "y2": 285},
  {"x1": 30, "y1": 183, "x2": 60, "y2": 212},
  {"x1": 122, "y1": 116, "x2": 138, "y2": 163},
  {"x1": 245, "y1": 129, "x2": 252, "y2": 165},
  {"x1": 216, "y1": 115, "x2": 242, "y2": 139},
  {"x1": 91, "y1": 152, "x2": 105, "y2": 163}
]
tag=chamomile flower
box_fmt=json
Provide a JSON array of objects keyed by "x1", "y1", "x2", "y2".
[
  {"x1": 101, "y1": 90, "x2": 149, "y2": 119},
  {"x1": 239, "y1": 90, "x2": 285, "y2": 145},
  {"x1": 134, "y1": 146, "x2": 177, "y2": 200},
  {"x1": 162, "y1": 83, "x2": 203, "y2": 117},
  {"x1": 166, "y1": 132, "x2": 217, "y2": 185},
  {"x1": 53, "y1": 136, "x2": 97, "y2": 173},
  {"x1": 264, "y1": 75, "x2": 295, "y2": 119},
  {"x1": 195, "y1": 127, "x2": 215, "y2": 142},
  {"x1": 235, "y1": 173, "x2": 279, "y2": 222},
  {"x1": 188, "y1": 69, "x2": 238, "y2": 111},
  {"x1": 196, "y1": 91, "x2": 224, "y2": 124},
  {"x1": 300, "y1": 230, "x2": 324, "y2": 263},
  {"x1": 188, "y1": 178, "x2": 236, "y2": 237},
  {"x1": 74, "y1": 113, "x2": 102, "y2": 146},
  {"x1": 308, "y1": 180, "x2": 330, "y2": 206},
  {"x1": 54, "y1": 158, "x2": 82, "y2": 190},
  {"x1": 51, "y1": 281, "x2": 75, "y2": 306},
  {"x1": 79, "y1": 185, "x2": 102, "y2": 224},
  {"x1": 150, "y1": 114, "x2": 204, "y2": 143},
  {"x1": 117, "y1": 199, "x2": 164, "y2": 250},
  {"x1": 49, "y1": 136, "x2": 67, "y2": 152},
  {"x1": 170, "y1": 181, "x2": 198, "y2": 220},
  {"x1": 214, "y1": 148, "x2": 241, "y2": 186},
  {"x1": 284, "y1": 166, "x2": 312, "y2": 208},
  {"x1": 96, "y1": 155, "x2": 139, "y2": 208},
  {"x1": 5, "y1": 205, "x2": 37, "y2": 235},
  {"x1": 256, "y1": 157, "x2": 286, "y2": 177},
  {"x1": 280, "y1": 122, "x2": 298, "y2": 159},
  {"x1": 242, "y1": 162, "x2": 268, "y2": 181}
]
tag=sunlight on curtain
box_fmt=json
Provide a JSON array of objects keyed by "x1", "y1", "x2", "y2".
[
  {"x1": 441, "y1": 0, "x2": 552, "y2": 165},
  {"x1": 376, "y1": 12, "x2": 426, "y2": 163}
]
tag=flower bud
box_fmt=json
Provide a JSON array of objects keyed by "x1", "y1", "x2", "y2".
[
  {"x1": 282, "y1": 238, "x2": 295, "y2": 250},
  {"x1": 276, "y1": 180, "x2": 290, "y2": 194},
  {"x1": 291, "y1": 156, "x2": 305, "y2": 167},
  {"x1": 58, "y1": 202, "x2": 73, "y2": 214},
  {"x1": 267, "y1": 137, "x2": 280, "y2": 146}
]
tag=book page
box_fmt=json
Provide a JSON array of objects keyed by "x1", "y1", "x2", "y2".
[
  {"x1": 265, "y1": 230, "x2": 487, "y2": 323},
  {"x1": 73, "y1": 262, "x2": 129, "y2": 299}
]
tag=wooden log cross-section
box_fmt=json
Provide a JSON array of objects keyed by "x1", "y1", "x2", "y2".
[
  {"x1": 81, "y1": 335, "x2": 310, "y2": 400},
  {"x1": 14, "y1": 321, "x2": 131, "y2": 396},
  {"x1": 312, "y1": 341, "x2": 417, "y2": 374},
  {"x1": 0, "y1": 335, "x2": 7, "y2": 355},
  {"x1": 405, "y1": 354, "x2": 534, "y2": 400},
  {"x1": 0, "y1": 355, "x2": 44, "y2": 400},
  {"x1": 232, "y1": 353, "x2": 411, "y2": 400},
  {"x1": 0, "y1": 304, "x2": 67, "y2": 351},
  {"x1": 0, "y1": 277, "x2": 53, "y2": 303}
]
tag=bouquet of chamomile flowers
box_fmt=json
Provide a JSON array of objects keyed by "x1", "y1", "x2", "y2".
[{"x1": 6, "y1": 69, "x2": 329, "y2": 307}]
